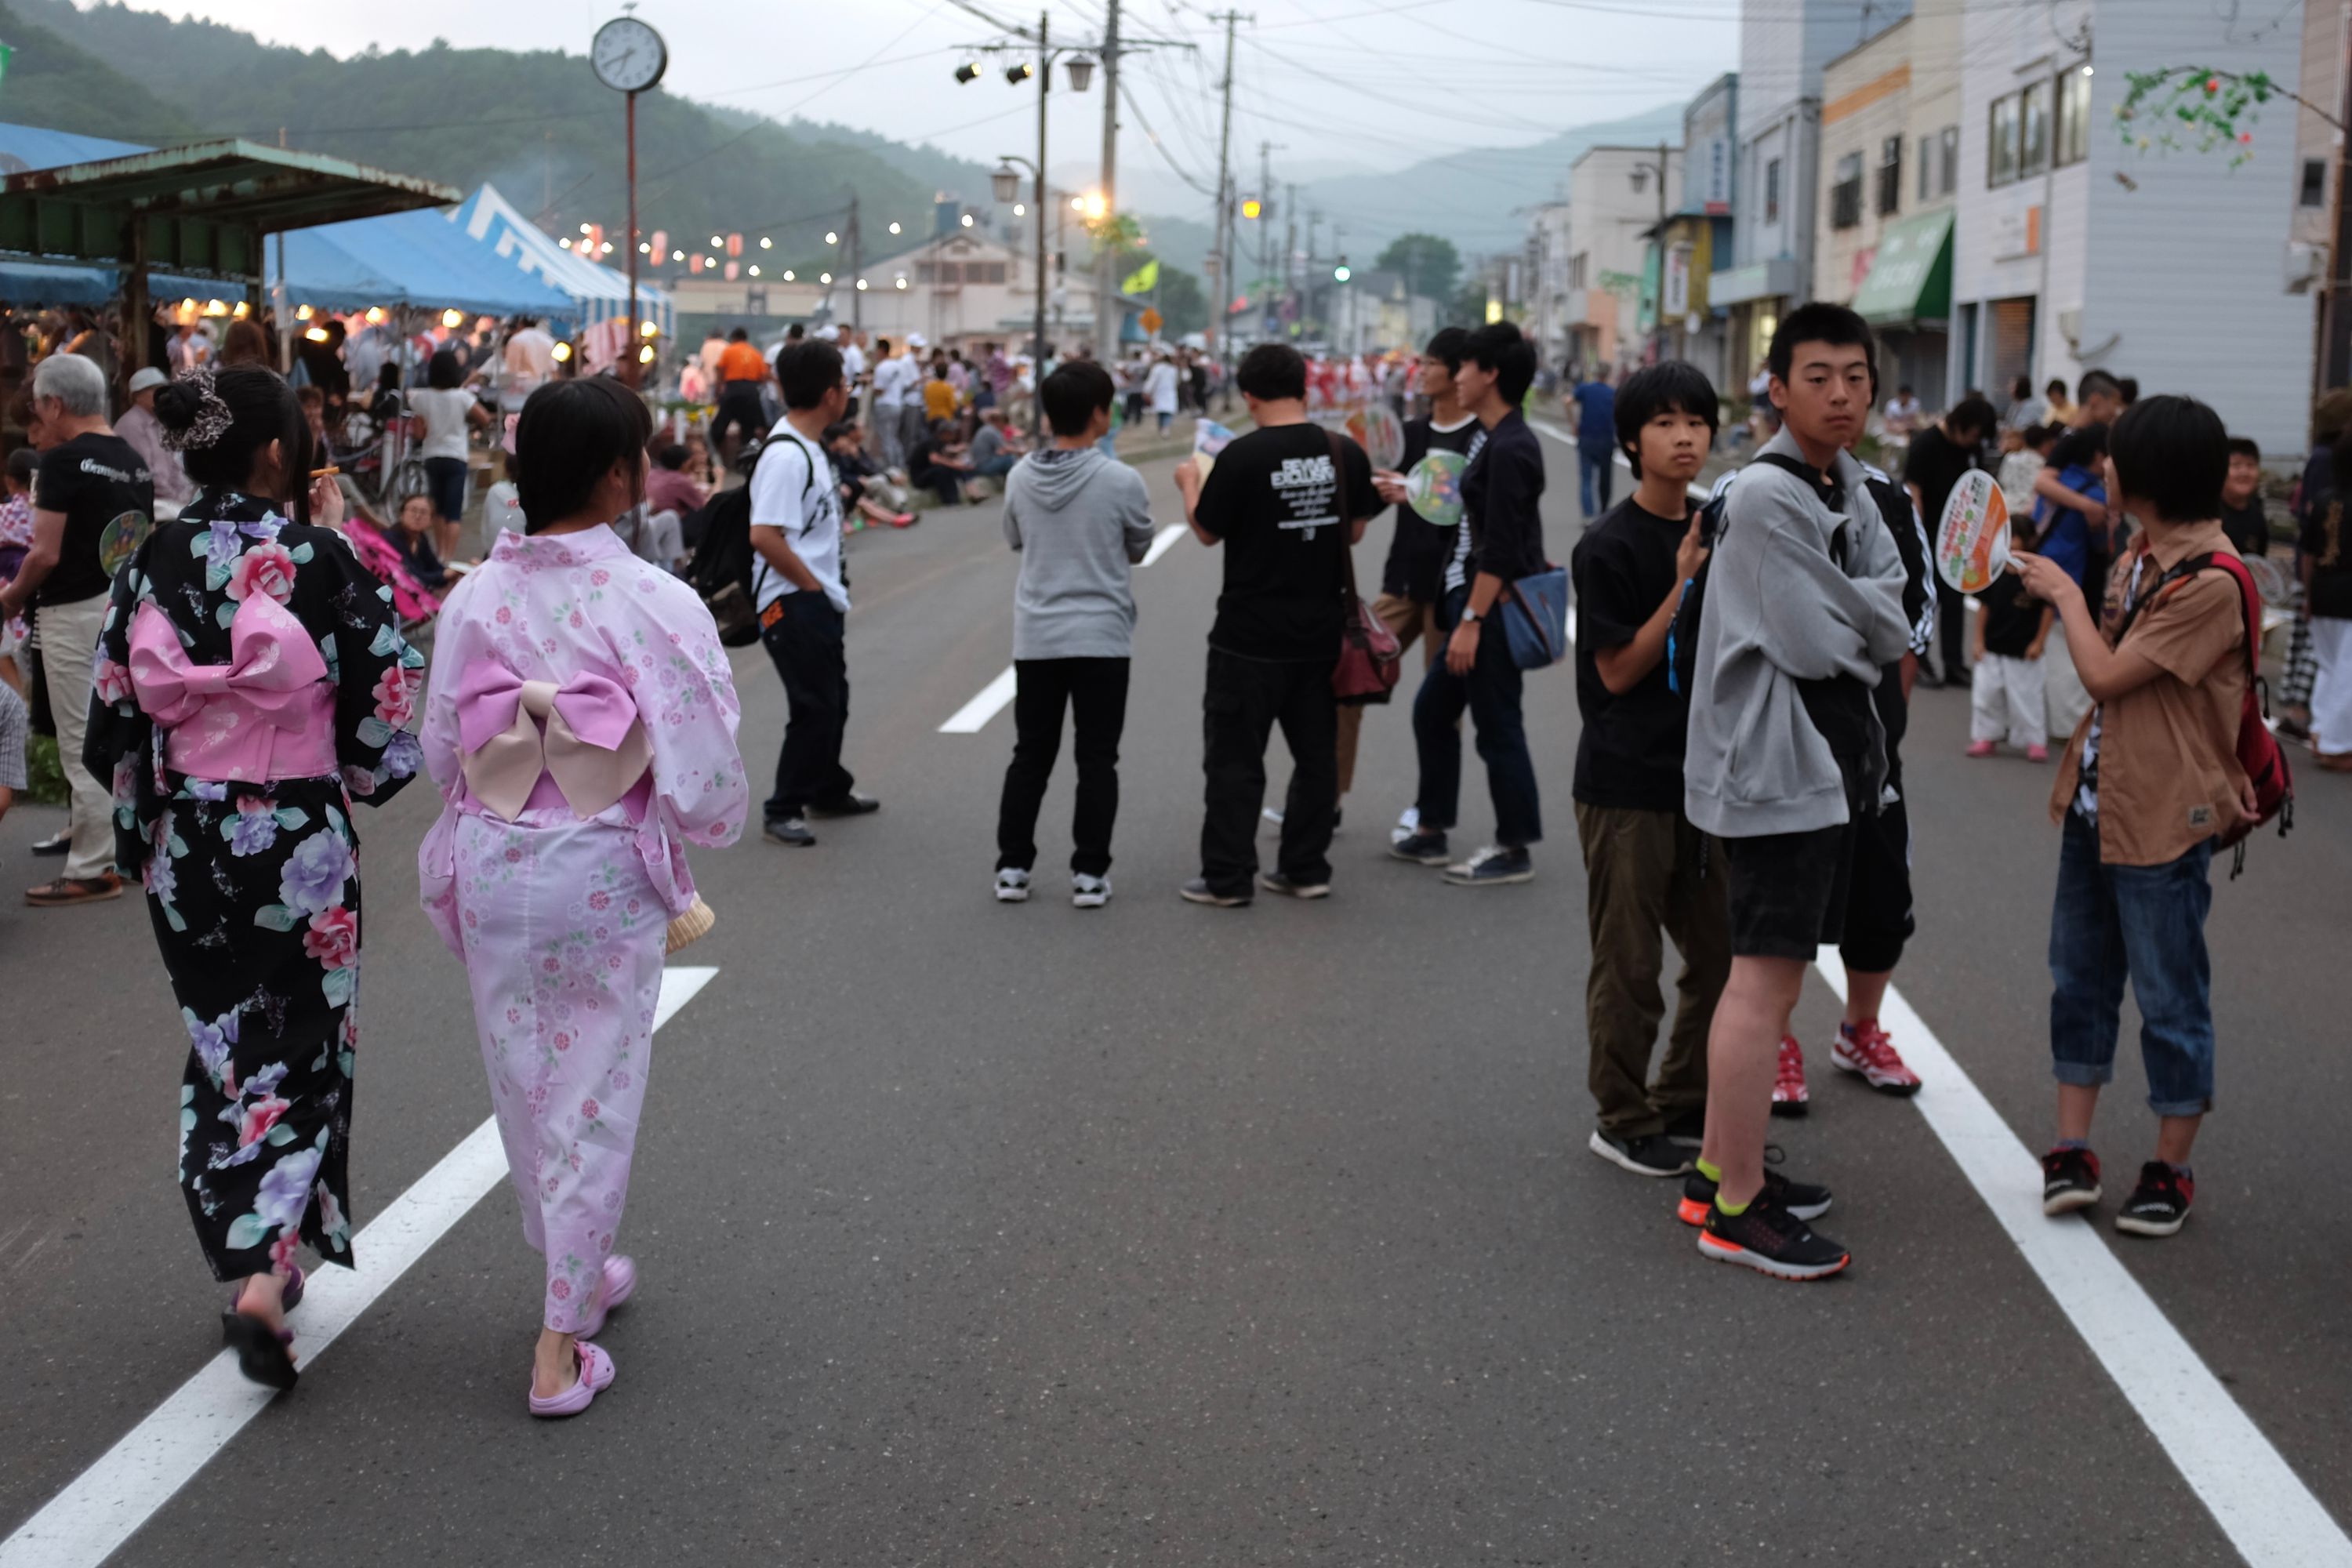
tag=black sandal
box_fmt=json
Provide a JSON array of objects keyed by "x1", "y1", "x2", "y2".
[{"x1": 220, "y1": 1308, "x2": 299, "y2": 1390}]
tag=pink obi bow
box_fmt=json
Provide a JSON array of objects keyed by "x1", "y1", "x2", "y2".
[
  {"x1": 455, "y1": 659, "x2": 652, "y2": 822},
  {"x1": 128, "y1": 597, "x2": 338, "y2": 782}
]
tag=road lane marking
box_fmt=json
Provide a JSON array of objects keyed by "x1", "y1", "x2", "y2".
[
  {"x1": 0, "y1": 966, "x2": 720, "y2": 1568},
  {"x1": 1141, "y1": 523, "x2": 1188, "y2": 567},
  {"x1": 1812, "y1": 950, "x2": 2352, "y2": 1567},
  {"x1": 938, "y1": 526, "x2": 1191, "y2": 735},
  {"x1": 937, "y1": 666, "x2": 1018, "y2": 734}
]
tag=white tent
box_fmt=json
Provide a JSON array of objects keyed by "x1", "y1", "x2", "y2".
[{"x1": 452, "y1": 183, "x2": 674, "y2": 338}]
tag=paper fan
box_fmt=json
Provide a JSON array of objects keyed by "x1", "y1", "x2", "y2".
[
  {"x1": 1405, "y1": 448, "x2": 1470, "y2": 531},
  {"x1": 1935, "y1": 467, "x2": 2011, "y2": 594},
  {"x1": 1344, "y1": 404, "x2": 1406, "y2": 470}
]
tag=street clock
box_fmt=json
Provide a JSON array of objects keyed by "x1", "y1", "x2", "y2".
[{"x1": 591, "y1": 16, "x2": 667, "y2": 94}]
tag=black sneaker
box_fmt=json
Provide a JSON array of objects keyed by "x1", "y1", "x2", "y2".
[
  {"x1": 1441, "y1": 845, "x2": 1533, "y2": 886},
  {"x1": 1588, "y1": 1128, "x2": 1692, "y2": 1178},
  {"x1": 1258, "y1": 870, "x2": 1330, "y2": 899},
  {"x1": 1697, "y1": 1192, "x2": 1850, "y2": 1279},
  {"x1": 2114, "y1": 1160, "x2": 2193, "y2": 1238},
  {"x1": 1661, "y1": 1107, "x2": 1706, "y2": 1147},
  {"x1": 2040, "y1": 1145, "x2": 2103, "y2": 1216},
  {"x1": 1388, "y1": 829, "x2": 1450, "y2": 866},
  {"x1": 1178, "y1": 877, "x2": 1251, "y2": 908},
  {"x1": 808, "y1": 792, "x2": 880, "y2": 818},
  {"x1": 1677, "y1": 1167, "x2": 1831, "y2": 1226},
  {"x1": 30, "y1": 831, "x2": 67, "y2": 857},
  {"x1": 763, "y1": 815, "x2": 816, "y2": 847}
]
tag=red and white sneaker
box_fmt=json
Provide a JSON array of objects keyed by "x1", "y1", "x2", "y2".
[
  {"x1": 1831, "y1": 1019, "x2": 1922, "y2": 1096},
  {"x1": 1769, "y1": 1034, "x2": 1809, "y2": 1117}
]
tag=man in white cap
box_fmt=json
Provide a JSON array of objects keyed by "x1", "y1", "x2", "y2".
[
  {"x1": 115, "y1": 366, "x2": 193, "y2": 510},
  {"x1": 899, "y1": 333, "x2": 931, "y2": 469}
]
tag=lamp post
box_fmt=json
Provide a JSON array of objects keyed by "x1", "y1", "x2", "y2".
[
  {"x1": 1628, "y1": 139, "x2": 1674, "y2": 365},
  {"x1": 590, "y1": 13, "x2": 668, "y2": 369}
]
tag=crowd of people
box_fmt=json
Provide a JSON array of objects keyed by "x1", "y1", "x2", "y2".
[{"x1": 0, "y1": 277, "x2": 2339, "y2": 1428}]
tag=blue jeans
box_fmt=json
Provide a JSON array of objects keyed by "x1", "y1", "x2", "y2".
[
  {"x1": 1577, "y1": 445, "x2": 1613, "y2": 517},
  {"x1": 1410, "y1": 590, "x2": 1541, "y2": 848},
  {"x1": 2048, "y1": 811, "x2": 2216, "y2": 1116}
]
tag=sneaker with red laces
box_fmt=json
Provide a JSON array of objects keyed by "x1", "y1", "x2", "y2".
[
  {"x1": 1830, "y1": 1019, "x2": 1922, "y2": 1096},
  {"x1": 1769, "y1": 1034, "x2": 1808, "y2": 1117}
]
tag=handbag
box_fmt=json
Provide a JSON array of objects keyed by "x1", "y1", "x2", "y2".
[
  {"x1": 1327, "y1": 429, "x2": 1403, "y2": 702},
  {"x1": 1499, "y1": 564, "x2": 1570, "y2": 670}
]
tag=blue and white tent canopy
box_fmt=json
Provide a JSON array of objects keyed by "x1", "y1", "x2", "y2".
[
  {"x1": 452, "y1": 184, "x2": 673, "y2": 338},
  {"x1": 270, "y1": 208, "x2": 572, "y2": 319}
]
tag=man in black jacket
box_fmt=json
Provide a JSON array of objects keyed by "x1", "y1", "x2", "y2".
[{"x1": 1393, "y1": 321, "x2": 1547, "y2": 886}]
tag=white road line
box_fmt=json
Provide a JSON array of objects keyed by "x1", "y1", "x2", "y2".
[
  {"x1": 937, "y1": 666, "x2": 1018, "y2": 735},
  {"x1": 1811, "y1": 950, "x2": 2352, "y2": 1568},
  {"x1": 938, "y1": 525, "x2": 1191, "y2": 735},
  {"x1": 1141, "y1": 523, "x2": 1189, "y2": 568},
  {"x1": 0, "y1": 966, "x2": 720, "y2": 1568}
]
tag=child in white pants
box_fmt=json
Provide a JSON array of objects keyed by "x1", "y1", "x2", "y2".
[{"x1": 1969, "y1": 572, "x2": 2054, "y2": 760}]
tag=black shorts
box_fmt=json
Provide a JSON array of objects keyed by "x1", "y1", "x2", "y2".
[
  {"x1": 1839, "y1": 789, "x2": 1914, "y2": 974},
  {"x1": 1721, "y1": 822, "x2": 1857, "y2": 960}
]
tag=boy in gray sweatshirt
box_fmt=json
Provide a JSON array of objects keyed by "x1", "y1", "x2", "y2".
[
  {"x1": 995, "y1": 359, "x2": 1157, "y2": 908},
  {"x1": 1682, "y1": 304, "x2": 1911, "y2": 1281}
]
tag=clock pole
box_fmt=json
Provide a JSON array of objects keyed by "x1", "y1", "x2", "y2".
[{"x1": 626, "y1": 86, "x2": 639, "y2": 365}]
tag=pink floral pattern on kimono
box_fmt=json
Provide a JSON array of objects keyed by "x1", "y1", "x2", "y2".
[{"x1": 416, "y1": 524, "x2": 746, "y2": 1332}]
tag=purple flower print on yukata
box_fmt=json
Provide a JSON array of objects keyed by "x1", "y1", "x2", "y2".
[
  {"x1": 278, "y1": 829, "x2": 353, "y2": 916},
  {"x1": 228, "y1": 797, "x2": 279, "y2": 857}
]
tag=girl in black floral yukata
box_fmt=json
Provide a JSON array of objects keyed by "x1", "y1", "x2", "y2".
[{"x1": 84, "y1": 365, "x2": 424, "y2": 1389}]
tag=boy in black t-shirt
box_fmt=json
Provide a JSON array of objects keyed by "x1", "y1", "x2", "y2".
[
  {"x1": 1172, "y1": 343, "x2": 1376, "y2": 906},
  {"x1": 1570, "y1": 363, "x2": 1730, "y2": 1178},
  {"x1": 1968, "y1": 573, "x2": 2054, "y2": 757},
  {"x1": 2218, "y1": 436, "x2": 2269, "y2": 558}
]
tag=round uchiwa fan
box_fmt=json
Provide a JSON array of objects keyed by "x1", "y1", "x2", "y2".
[
  {"x1": 664, "y1": 895, "x2": 716, "y2": 954},
  {"x1": 1344, "y1": 403, "x2": 1406, "y2": 470},
  {"x1": 1936, "y1": 467, "x2": 2011, "y2": 593},
  {"x1": 1405, "y1": 448, "x2": 1470, "y2": 531}
]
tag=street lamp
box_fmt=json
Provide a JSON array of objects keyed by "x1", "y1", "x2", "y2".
[{"x1": 1628, "y1": 139, "x2": 1673, "y2": 363}]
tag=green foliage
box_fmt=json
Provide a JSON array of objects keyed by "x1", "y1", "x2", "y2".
[
  {"x1": 2116, "y1": 67, "x2": 2281, "y2": 167},
  {"x1": 24, "y1": 732, "x2": 67, "y2": 807},
  {"x1": 1375, "y1": 234, "x2": 1462, "y2": 304},
  {"x1": 0, "y1": 1, "x2": 201, "y2": 143},
  {"x1": 1443, "y1": 278, "x2": 1489, "y2": 329}
]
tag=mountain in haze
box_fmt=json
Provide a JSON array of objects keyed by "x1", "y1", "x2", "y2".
[{"x1": 0, "y1": 0, "x2": 200, "y2": 145}]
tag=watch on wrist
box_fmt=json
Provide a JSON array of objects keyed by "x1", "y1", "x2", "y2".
[{"x1": 1461, "y1": 608, "x2": 1481, "y2": 623}]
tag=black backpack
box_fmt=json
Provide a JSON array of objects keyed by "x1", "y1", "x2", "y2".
[
  {"x1": 684, "y1": 436, "x2": 822, "y2": 647},
  {"x1": 1664, "y1": 452, "x2": 1851, "y2": 699}
]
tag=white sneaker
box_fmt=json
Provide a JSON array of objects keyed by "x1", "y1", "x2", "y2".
[
  {"x1": 1261, "y1": 806, "x2": 1285, "y2": 826},
  {"x1": 1072, "y1": 873, "x2": 1112, "y2": 909},
  {"x1": 994, "y1": 868, "x2": 1031, "y2": 903}
]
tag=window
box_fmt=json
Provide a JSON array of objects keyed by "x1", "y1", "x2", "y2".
[
  {"x1": 2303, "y1": 158, "x2": 2329, "y2": 207},
  {"x1": 1989, "y1": 94, "x2": 2020, "y2": 187},
  {"x1": 1765, "y1": 156, "x2": 1782, "y2": 223},
  {"x1": 1918, "y1": 135, "x2": 1934, "y2": 201},
  {"x1": 1567, "y1": 252, "x2": 1588, "y2": 289},
  {"x1": 1939, "y1": 125, "x2": 1960, "y2": 194},
  {"x1": 2056, "y1": 64, "x2": 2092, "y2": 166},
  {"x1": 1877, "y1": 136, "x2": 1903, "y2": 215},
  {"x1": 2020, "y1": 80, "x2": 2052, "y2": 177},
  {"x1": 1831, "y1": 151, "x2": 1864, "y2": 228}
]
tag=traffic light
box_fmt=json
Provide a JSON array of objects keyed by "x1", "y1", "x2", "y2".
[
  {"x1": 1333, "y1": 258, "x2": 1351, "y2": 282},
  {"x1": 1242, "y1": 198, "x2": 1261, "y2": 220}
]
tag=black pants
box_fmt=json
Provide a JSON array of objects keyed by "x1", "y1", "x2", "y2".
[
  {"x1": 1412, "y1": 590, "x2": 1542, "y2": 848},
  {"x1": 710, "y1": 384, "x2": 768, "y2": 452},
  {"x1": 760, "y1": 593, "x2": 855, "y2": 820},
  {"x1": 1200, "y1": 649, "x2": 1338, "y2": 898},
  {"x1": 1934, "y1": 577, "x2": 1966, "y2": 681},
  {"x1": 910, "y1": 463, "x2": 964, "y2": 506},
  {"x1": 996, "y1": 658, "x2": 1131, "y2": 876}
]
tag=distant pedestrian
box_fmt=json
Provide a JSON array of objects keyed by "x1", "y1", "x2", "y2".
[
  {"x1": 993, "y1": 361, "x2": 1154, "y2": 907},
  {"x1": 1146, "y1": 352, "x2": 1180, "y2": 434},
  {"x1": 2031, "y1": 371, "x2": 2128, "y2": 735},
  {"x1": 1967, "y1": 567, "x2": 2053, "y2": 759},
  {"x1": 869, "y1": 336, "x2": 912, "y2": 470},
  {"x1": 1569, "y1": 368, "x2": 1617, "y2": 517},
  {"x1": 1901, "y1": 394, "x2": 1995, "y2": 688},
  {"x1": 2300, "y1": 412, "x2": 2352, "y2": 771},
  {"x1": 2217, "y1": 437, "x2": 2269, "y2": 558},
  {"x1": 1171, "y1": 343, "x2": 1374, "y2": 906},
  {"x1": 708, "y1": 328, "x2": 773, "y2": 461}
]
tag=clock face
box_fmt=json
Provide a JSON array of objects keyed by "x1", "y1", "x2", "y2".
[{"x1": 591, "y1": 16, "x2": 667, "y2": 93}]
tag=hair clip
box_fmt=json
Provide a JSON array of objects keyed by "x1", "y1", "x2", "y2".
[{"x1": 162, "y1": 364, "x2": 233, "y2": 452}]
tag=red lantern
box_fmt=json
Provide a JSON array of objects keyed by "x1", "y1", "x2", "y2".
[
  {"x1": 724, "y1": 261, "x2": 739, "y2": 281},
  {"x1": 727, "y1": 233, "x2": 744, "y2": 258},
  {"x1": 651, "y1": 229, "x2": 668, "y2": 257},
  {"x1": 690, "y1": 254, "x2": 705, "y2": 274}
]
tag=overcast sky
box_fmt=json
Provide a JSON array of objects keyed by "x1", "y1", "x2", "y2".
[{"x1": 159, "y1": 0, "x2": 1741, "y2": 190}]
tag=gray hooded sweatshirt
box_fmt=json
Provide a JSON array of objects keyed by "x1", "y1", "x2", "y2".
[
  {"x1": 1683, "y1": 426, "x2": 1913, "y2": 840},
  {"x1": 1004, "y1": 446, "x2": 1157, "y2": 660}
]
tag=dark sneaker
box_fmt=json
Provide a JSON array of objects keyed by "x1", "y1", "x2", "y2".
[
  {"x1": 1588, "y1": 1128, "x2": 1692, "y2": 1178},
  {"x1": 1697, "y1": 1192, "x2": 1850, "y2": 1279},
  {"x1": 2040, "y1": 1145, "x2": 2103, "y2": 1215},
  {"x1": 1678, "y1": 1167, "x2": 1831, "y2": 1227},
  {"x1": 762, "y1": 815, "x2": 816, "y2": 847},
  {"x1": 25, "y1": 873, "x2": 123, "y2": 906},
  {"x1": 1441, "y1": 845, "x2": 1533, "y2": 886},
  {"x1": 1769, "y1": 1034, "x2": 1809, "y2": 1117},
  {"x1": 808, "y1": 792, "x2": 880, "y2": 818},
  {"x1": 2114, "y1": 1160, "x2": 2193, "y2": 1237},
  {"x1": 30, "y1": 831, "x2": 67, "y2": 857},
  {"x1": 1178, "y1": 878, "x2": 1251, "y2": 908},
  {"x1": 1661, "y1": 1108, "x2": 1706, "y2": 1147},
  {"x1": 1388, "y1": 829, "x2": 1450, "y2": 866},
  {"x1": 1258, "y1": 870, "x2": 1330, "y2": 899}
]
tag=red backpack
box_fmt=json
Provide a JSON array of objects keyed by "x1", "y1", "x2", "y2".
[{"x1": 2119, "y1": 550, "x2": 2294, "y2": 869}]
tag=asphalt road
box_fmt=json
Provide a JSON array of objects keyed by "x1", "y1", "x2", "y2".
[{"x1": 2, "y1": 434, "x2": 2348, "y2": 1566}]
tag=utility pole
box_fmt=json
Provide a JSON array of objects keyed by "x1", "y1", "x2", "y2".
[
  {"x1": 1096, "y1": 0, "x2": 1120, "y2": 358},
  {"x1": 1206, "y1": 9, "x2": 1244, "y2": 369},
  {"x1": 848, "y1": 191, "x2": 863, "y2": 332},
  {"x1": 1283, "y1": 181, "x2": 1298, "y2": 338},
  {"x1": 1254, "y1": 140, "x2": 1280, "y2": 345}
]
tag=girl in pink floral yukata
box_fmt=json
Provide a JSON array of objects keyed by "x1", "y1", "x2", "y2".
[{"x1": 419, "y1": 377, "x2": 747, "y2": 1418}]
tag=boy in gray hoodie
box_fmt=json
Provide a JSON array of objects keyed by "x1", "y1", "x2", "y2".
[
  {"x1": 1682, "y1": 304, "x2": 1912, "y2": 1280},
  {"x1": 994, "y1": 359, "x2": 1157, "y2": 908}
]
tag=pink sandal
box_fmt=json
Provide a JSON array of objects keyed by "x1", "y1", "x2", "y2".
[
  {"x1": 575, "y1": 1255, "x2": 637, "y2": 1339},
  {"x1": 528, "y1": 1340, "x2": 615, "y2": 1418}
]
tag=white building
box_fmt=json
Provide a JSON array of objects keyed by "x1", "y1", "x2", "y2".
[
  {"x1": 1950, "y1": 0, "x2": 2313, "y2": 451},
  {"x1": 1563, "y1": 144, "x2": 1684, "y2": 375},
  {"x1": 1658, "y1": 73, "x2": 1740, "y2": 388}
]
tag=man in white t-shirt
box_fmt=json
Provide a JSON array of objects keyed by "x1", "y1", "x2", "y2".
[
  {"x1": 840, "y1": 330, "x2": 869, "y2": 420},
  {"x1": 897, "y1": 333, "x2": 931, "y2": 469},
  {"x1": 750, "y1": 336, "x2": 877, "y2": 847},
  {"x1": 503, "y1": 319, "x2": 557, "y2": 409},
  {"x1": 868, "y1": 335, "x2": 913, "y2": 472}
]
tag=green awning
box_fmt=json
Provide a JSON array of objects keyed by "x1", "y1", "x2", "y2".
[{"x1": 1852, "y1": 208, "x2": 1953, "y2": 327}]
